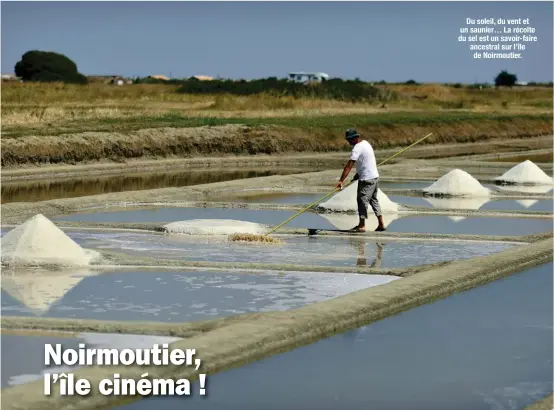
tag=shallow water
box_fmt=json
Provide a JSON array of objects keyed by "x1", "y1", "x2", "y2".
[
  {"x1": 117, "y1": 262, "x2": 553, "y2": 410},
  {"x1": 385, "y1": 215, "x2": 550, "y2": 236},
  {"x1": 55, "y1": 208, "x2": 551, "y2": 236},
  {"x1": 1, "y1": 268, "x2": 397, "y2": 321},
  {"x1": 1, "y1": 332, "x2": 180, "y2": 388},
  {"x1": 61, "y1": 230, "x2": 516, "y2": 269},
  {"x1": 1, "y1": 168, "x2": 319, "y2": 204}
]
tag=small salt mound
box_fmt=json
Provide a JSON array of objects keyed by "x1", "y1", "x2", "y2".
[
  {"x1": 1, "y1": 214, "x2": 100, "y2": 267},
  {"x1": 423, "y1": 169, "x2": 490, "y2": 197},
  {"x1": 163, "y1": 219, "x2": 268, "y2": 235},
  {"x1": 494, "y1": 160, "x2": 553, "y2": 185},
  {"x1": 424, "y1": 196, "x2": 490, "y2": 210},
  {"x1": 318, "y1": 182, "x2": 399, "y2": 213}
]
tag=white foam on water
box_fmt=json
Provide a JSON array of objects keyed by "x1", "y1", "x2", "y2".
[
  {"x1": 318, "y1": 182, "x2": 399, "y2": 213},
  {"x1": 1, "y1": 267, "x2": 98, "y2": 315},
  {"x1": 319, "y1": 212, "x2": 400, "y2": 230},
  {"x1": 1, "y1": 214, "x2": 100, "y2": 267},
  {"x1": 424, "y1": 196, "x2": 490, "y2": 210},
  {"x1": 163, "y1": 219, "x2": 268, "y2": 235},
  {"x1": 423, "y1": 169, "x2": 490, "y2": 197},
  {"x1": 494, "y1": 160, "x2": 553, "y2": 185}
]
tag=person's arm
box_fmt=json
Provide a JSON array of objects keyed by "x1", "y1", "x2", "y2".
[{"x1": 336, "y1": 160, "x2": 355, "y2": 189}]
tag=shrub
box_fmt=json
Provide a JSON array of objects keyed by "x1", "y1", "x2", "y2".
[
  {"x1": 494, "y1": 70, "x2": 517, "y2": 87},
  {"x1": 14, "y1": 50, "x2": 88, "y2": 84},
  {"x1": 175, "y1": 77, "x2": 397, "y2": 102}
]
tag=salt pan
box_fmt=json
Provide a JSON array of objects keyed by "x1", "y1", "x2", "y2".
[
  {"x1": 423, "y1": 169, "x2": 490, "y2": 197},
  {"x1": 494, "y1": 160, "x2": 553, "y2": 185},
  {"x1": 1, "y1": 214, "x2": 100, "y2": 267},
  {"x1": 163, "y1": 219, "x2": 268, "y2": 235},
  {"x1": 318, "y1": 182, "x2": 399, "y2": 213}
]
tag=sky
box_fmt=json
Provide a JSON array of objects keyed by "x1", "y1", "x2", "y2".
[{"x1": 1, "y1": 1, "x2": 553, "y2": 83}]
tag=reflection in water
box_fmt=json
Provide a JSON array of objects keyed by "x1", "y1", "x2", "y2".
[
  {"x1": 1, "y1": 267, "x2": 99, "y2": 315},
  {"x1": 349, "y1": 239, "x2": 384, "y2": 268},
  {"x1": 1, "y1": 168, "x2": 319, "y2": 204}
]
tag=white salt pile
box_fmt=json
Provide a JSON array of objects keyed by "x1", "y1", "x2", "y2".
[
  {"x1": 494, "y1": 160, "x2": 553, "y2": 185},
  {"x1": 423, "y1": 169, "x2": 490, "y2": 197},
  {"x1": 319, "y1": 212, "x2": 399, "y2": 230},
  {"x1": 424, "y1": 196, "x2": 490, "y2": 210},
  {"x1": 318, "y1": 182, "x2": 399, "y2": 213},
  {"x1": 1, "y1": 268, "x2": 96, "y2": 315},
  {"x1": 163, "y1": 219, "x2": 268, "y2": 235},
  {"x1": 1, "y1": 214, "x2": 100, "y2": 267}
]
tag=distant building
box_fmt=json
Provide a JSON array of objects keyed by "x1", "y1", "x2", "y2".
[
  {"x1": 149, "y1": 75, "x2": 170, "y2": 81},
  {"x1": 88, "y1": 75, "x2": 132, "y2": 84},
  {"x1": 192, "y1": 75, "x2": 214, "y2": 81},
  {"x1": 515, "y1": 81, "x2": 528, "y2": 86},
  {"x1": 1, "y1": 74, "x2": 20, "y2": 81},
  {"x1": 288, "y1": 72, "x2": 329, "y2": 84}
]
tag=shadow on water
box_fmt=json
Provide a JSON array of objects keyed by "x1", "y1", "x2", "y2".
[
  {"x1": 1, "y1": 168, "x2": 321, "y2": 204},
  {"x1": 117, "y1": 262, "x2": 553, "y2": 410}
]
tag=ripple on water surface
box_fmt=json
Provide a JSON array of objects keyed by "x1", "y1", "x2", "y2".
[
  {"x1": 1, "y1": 332, "x2": 181, "y2": 388},
  {"x1": 64, "y1": 230, "x2": 517, "y2": 268},
  {"x1": 55, "y1": 207, "x2": 551, "y2": 236},
  {"x1": 116, "y1": 262, "x2": 553, "y2": 410},
  {"x1": 1, "y1": 268, "x2": 398, "y2": 322}
]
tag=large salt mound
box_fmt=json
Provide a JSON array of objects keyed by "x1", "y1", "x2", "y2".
[
  {"x1": 318, "y1": 182, "x2": 399, "y2": 213},
  {"x1": 423, "y1": 169, "x2": 490, "y2": 197},
  {"x1": 1, "y1": 214, "x2": 100, "y2": 267},
  {"x1": 494, "y1": 160, "x2": 553, "y2": 185},
  {"x1": 163, "y1": 219, "x2": 268, "y2": 235}
]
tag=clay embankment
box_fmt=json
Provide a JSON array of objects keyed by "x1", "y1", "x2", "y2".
[{"x1": 2, "y1": 115, "x2": 552, "y2": 168}]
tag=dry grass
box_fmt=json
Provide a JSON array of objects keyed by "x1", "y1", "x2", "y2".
[
  {"x1": 229, "y1": 233, "x2": 283, "y2": 244},
  {"x1": 1, "y1": 82, "x2": 551, "y2": 129}
]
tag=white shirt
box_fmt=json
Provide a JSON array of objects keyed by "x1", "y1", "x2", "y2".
[{"x1": 349, "y1": 140, "x2": 379, "y2": 180}]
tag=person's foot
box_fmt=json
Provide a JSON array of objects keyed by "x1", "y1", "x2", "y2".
[
  {"x1": 375, "y1": 226, "x2": 387, "y2": 232},
  {"x1": 350, "y1": 226, "x2": 366, "y2": 232}
]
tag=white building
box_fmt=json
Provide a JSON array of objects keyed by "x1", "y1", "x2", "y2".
[{"x1": 288, "y1": 72, "x2": 329, "y2": 83}]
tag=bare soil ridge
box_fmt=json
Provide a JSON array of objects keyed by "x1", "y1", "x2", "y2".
[{"x1": 2, "y1": 115, "x2": 552, "y2": 167}]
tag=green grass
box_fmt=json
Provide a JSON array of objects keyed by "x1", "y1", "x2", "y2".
[{"x1": 4, "y1": 111, "x2": 550, "y2": 138}]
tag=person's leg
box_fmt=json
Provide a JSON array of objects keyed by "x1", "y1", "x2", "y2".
[
  {"x1": 368, "y1": 178, "x2": 386, "y2": 231},
  {"x1": 354, "y1": 181, "x2": 370, "y2": 231}
]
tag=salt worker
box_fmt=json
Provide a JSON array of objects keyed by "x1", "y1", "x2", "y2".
[{"x1": 336, "y1": 128, "x2": 386, "y2": 232}]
